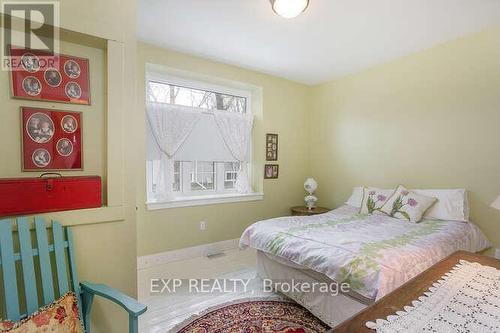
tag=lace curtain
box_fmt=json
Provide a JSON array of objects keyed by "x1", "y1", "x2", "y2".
[
  {"x1": 146, "y1": 102, "x2": 201, "y2": 200},
  {"x1": 214, "y1": 111, "x2": 254, "y2": 193},
  {"x1": 147, "y1": 100, "x2": 255, "y2": 200}
]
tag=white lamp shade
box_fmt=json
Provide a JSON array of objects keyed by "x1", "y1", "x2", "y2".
[
  {"x1": 271, "y1": 0, "x2": 309, "y2": 18},
  {"x1": 304, "y1": 178, "x2": 318, "y2": 194},
  {"x1": 491, "y1": 196, "x2": 500, "y2": 210}
]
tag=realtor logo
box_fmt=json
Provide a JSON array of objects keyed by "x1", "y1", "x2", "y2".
[{"x1": 1, "y1": 1, "x2": 60, "y2": 71}]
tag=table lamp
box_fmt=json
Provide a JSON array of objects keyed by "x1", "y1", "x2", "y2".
[
  {"x1": 304, "y1": 178, "x2": 318, "y2": 210},
  {"x1": 490, "y1": 196, "x2": 500, "y2": 210}
]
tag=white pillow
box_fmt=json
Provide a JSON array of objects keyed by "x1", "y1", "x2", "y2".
[
  {"x1": 413, "y1": 189, "x2": 469, "y2": 222},
  {"x1": 346, "y1": 187, "x2": 364, "y2": 207},
  {"x1": 346, "y1": 187, "x2": 394, "y2": 208}
]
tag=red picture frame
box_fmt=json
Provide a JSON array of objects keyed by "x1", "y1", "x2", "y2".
[
  {"x1": 9, "y1": 46, "x2": 91, "y2": 105},
  {"x1": 21, "y1": 107, "x2": 83, "y2": 171}
]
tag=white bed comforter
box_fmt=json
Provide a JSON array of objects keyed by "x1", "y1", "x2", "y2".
[{"x1": 240, "y1": 205, "x2": 490, "y2": 300}]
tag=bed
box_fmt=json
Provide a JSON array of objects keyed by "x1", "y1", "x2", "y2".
[{"x1": 240, "y1": 204, "x2": 490, "y2": 327}]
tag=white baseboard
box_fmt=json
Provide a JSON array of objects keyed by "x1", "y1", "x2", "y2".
[{"x1": 137, "y1": 238, "x2": 240, "y2": 270}]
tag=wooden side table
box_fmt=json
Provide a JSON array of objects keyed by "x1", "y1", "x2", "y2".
[{"x1": 291, "y1": 206, "x2": 330, "y2": 216}]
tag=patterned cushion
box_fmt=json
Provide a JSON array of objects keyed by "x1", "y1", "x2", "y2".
[
  {"x1": 360, "y1": 187, "x2": 392, "y2": 214},
  {"x1": 0, "y1": 321, "x2": 14, "y2": 332},
  {"x1": 0, "y1": 292, "x2": 84, "y2": 332},
  {"x1": 380, "y1": 185, "x2": 437, "y2": 223}
]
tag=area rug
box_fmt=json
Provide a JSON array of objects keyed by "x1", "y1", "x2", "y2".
[{"x1": 175, "y1": 299, "x2": 330, "y2": 333}]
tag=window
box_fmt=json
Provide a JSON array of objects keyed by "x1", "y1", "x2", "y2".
[
  {"x1": 224, "y1": 162, "x2": 240, "y2": 189},
  {"x1": 148, "y1": 81, "x2": 247, "y2": 113},
  {"x1": 146, "y1": 73, "x2": 261, "y2": 209},
  {"x1": 173, "y1": 161, "x2": 181, "y2": 192},
  {"x1": 190, "y1": 161, "x2": 215, "y2": 191}
]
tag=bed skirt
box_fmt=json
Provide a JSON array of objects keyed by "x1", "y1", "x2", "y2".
[{"x1": 256, "y1": 250, "x2": 369, "y2": 328}]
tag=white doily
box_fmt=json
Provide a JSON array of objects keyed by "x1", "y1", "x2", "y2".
[{"x1": 366, "y1": 260, "x2": 500, "y2": 332}]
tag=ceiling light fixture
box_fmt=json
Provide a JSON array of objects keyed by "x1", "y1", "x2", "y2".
[{"x1": 270, "y1": 0, "x2": 310, "y2": 19}]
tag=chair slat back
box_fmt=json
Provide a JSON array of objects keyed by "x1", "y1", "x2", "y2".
[
  {"x1": 52, "y1": 222, "x2": 69, "y2": 295},
  {"x1": 0, "y1": 221, "x2": 21, "y2": 321},
  {"x1": 0, "y1": 217, "x2": 79, "y2": 321},
  {"x1": 34, "y1": 217, "x2": 55, "y2": 304},
  {"x1": 65, "y1": 227, "x2": 82, "y2": 319},
  {"x1": 66, "y1": 227, "x2": 80, "y2": 295},
  {"x1": 17, "y1": 218, "x2": 39, "y2": 315}
]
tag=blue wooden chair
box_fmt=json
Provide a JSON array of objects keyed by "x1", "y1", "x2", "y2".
[{"x1": 0, "y1": 217, "x2": 147, "y2": 332}]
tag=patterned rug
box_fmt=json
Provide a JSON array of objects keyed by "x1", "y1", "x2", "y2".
[{"x1": 176, "y1": 300, "x2": 329, "y2": 333}]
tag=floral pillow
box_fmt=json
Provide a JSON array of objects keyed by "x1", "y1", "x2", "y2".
[
  {"x1": 0, "y1": 292, "x2": 84, "y2": 333},
  {"x1": 0, "y1": 321, "x2": 14, "y2": 332},
  {"x1": 360, "y1": 187, "x2": 392, "y2": 214},
  {"x1": 380, "y1": 185, "x2": 437, "y2": 223}
]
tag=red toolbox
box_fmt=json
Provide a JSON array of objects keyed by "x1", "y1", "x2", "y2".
[{"x1": 0, "y1": 174, "x2": 102, "y2": 217}]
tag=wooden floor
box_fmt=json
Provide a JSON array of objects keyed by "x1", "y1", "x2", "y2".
[{"x1": 138, "y1": 248, "x2": 282, "y2": 332}]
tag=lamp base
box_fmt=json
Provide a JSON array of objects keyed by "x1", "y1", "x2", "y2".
[{"x1": 304, "y1": 195, "x2": 318, "y2": 210}]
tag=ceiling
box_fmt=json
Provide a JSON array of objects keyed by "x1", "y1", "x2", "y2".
[{"x1": 137, "y1": 0, "x2": 500, "y2": 85}]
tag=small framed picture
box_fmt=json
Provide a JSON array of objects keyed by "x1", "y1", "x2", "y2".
[
  {"x1": 266, "y1": 133, "x2": 278, "y2": 161},
  {"x1": 9, "y1": 46, "x2": 91, "y2": 105},
  {"x1": 264, "y1": 164, "x2": 279, "y2": 179},
  {"x1": 21, "y1": 107, "x2": 83, "y2": 171}
]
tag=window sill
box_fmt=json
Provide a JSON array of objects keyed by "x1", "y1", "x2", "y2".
[{"x1": 146, "y1": 192, "x2": 264, "y2": 210}]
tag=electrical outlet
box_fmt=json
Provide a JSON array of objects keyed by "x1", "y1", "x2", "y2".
[
  {"x1": 495, "y1": 248, "x2": 500, "y2": 259},
  {"x1": 199, "y1": 221, "x2": 206, "y2": 231}
]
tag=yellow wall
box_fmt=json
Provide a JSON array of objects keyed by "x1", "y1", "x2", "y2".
[
  {"x1": 310, "y1": 26, "x2": 500, "y2": 248},
  {"x1": 136, "y1": 42, "x2": 311, "y2": 256},
  {"x1": 0, "y1": 1, "x2": 138, "y2": 332}
]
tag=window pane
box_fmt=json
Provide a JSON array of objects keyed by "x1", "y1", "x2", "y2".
[
  {"x1": 218, "y1": 94, "x2": 247, "y2": 113},
  {"x1": 150, "y1": 160, "x2": 161, "y2": 194},
  {"x1": 224, "y1": 162, "x2": 240, "y2": 189},
  {"x1": 148, "y1": 82, "x2": 178, "y2": 104},
  {"x1": 147, "y1": 81, "x2": 247, "y2": 113},
  {"x1": 148, "y1": 160, "x2": 181, "y2": 194},
  {"x1": 146, "y1": 160, "x2": 155, "y2": 196},
  {"x1": 173, "y1": 161, "x2": 181, "y2": 192},
  {"x1": 190, "y1": 161, "x2": 215, "y2": 191}
]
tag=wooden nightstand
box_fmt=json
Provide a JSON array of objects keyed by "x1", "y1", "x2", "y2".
[{"x1": 291, "y1": 206, "x2": 330, "y2": 216}]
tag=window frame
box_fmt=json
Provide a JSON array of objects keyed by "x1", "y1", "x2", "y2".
[{"x1": 145, "y1": 72, "x2": 263, "y2": 209}]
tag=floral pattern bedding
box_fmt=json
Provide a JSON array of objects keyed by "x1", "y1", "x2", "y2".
[{"x1": 240, "y1": 205, "x2": 490, "y2": 300}]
